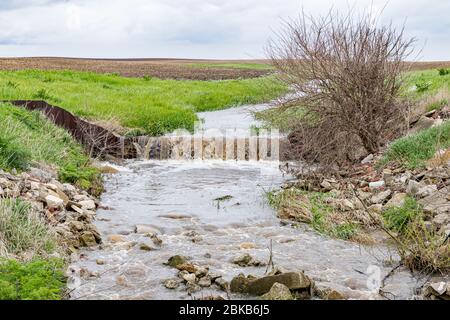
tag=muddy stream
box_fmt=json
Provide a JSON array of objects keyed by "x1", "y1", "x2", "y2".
[{"x1": 67, "y1": 102, "x2": 419, "y2": 300}]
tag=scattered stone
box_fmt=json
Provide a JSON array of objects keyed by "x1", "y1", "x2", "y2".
[
  {"x1": 371, "y1": 190, "x2": 392, "y2": 204},
  {"x1": 135, "y1": 224, "x2": 159, "y2": 235},
  {"x1": 198, "y1": 277, "x2": 212, "y2": 287},
  {"x1": 385, "y1": 193, "x2": 407, "y2": 208},
  {"x1": 195, "y1": 266, "x2": 209, "y2": 278},
  {"x1": 382, "y1": 169, "x2": 394, "y2": 186},
  {"x1": 78, "y1": 200, "x2": 96, "y2": 210},
  {"x1": 96, "y1": 259, "x2": 105, "y2": 265},
  {"x1": 107, "y1": 234, "x2": 126, "y2": 243},
  {"x1": 406, "y1": 180, "x2": 422, "y2": 196},
  {"x1": 239, "y1": 242, "x2": 257, "y2": 250},
  {"x1": 182, "y1": 273, "x2": 196, "y2": 284},
  {"x1": 166, "y1": 255, "x2": 187, "y2": 268},
  {"x1": 417, "y1": 185, "x2": 438, "y2": 198},
  {"x1": 139, "y1": 243, "x2": 154, "y2": 251},
  {"x1": 45, "y1": 194, "x2": 64, "y2": 208},
  {"x1": 261, "y1": 282, "x2": 293, "y2": 300},
  {"x1": 369, "y1": 180, "x2": 385, "y2": 190},
  {"x1": 230, "y1": 274, "x2": 252, "y2": 293},
  {"x1": 232, "y1": 253, "x2": 265, "y2": 267},
  {"x1": 163, "y1": 279, "x2": 180, "y2": 289},
  {"x1": 334, "y1": 199, "x2": 354, "y2": 211},
  {"x1": 215, "y1": 277, "x2": 229, "y2": 291},
  {"x1": 176, "y1": 263, "x2": 198, "y2": 273},
  {"x1": 80, "y1": 231, "x2": 98, "y2": 247},
  {"x1": 361, "y1": 154, "x2": 374, "y2": 164}
]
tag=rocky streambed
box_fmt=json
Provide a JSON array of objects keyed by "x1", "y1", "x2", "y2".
[{"x1": 65, "y1": 103, "x2": 444, "y2": 300}]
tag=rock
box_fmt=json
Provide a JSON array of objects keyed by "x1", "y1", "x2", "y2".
[
  {"x1": 45, "y1": 194, "x2": 64, "y2": 208},
  {"x1": 410, "y1": 116, "x2": 435, "y2": 134},
  {"x1": 70, "y1": 204, "x2": 84, "y2": 214},
  {"x1": 407, "y1": 180, "x2": 422, "y2": 196},
  {"x1": 382, "y1": 169, "x2": 393, "y2": 186},
  {"x1": 80, "y1": 231, "x2": 98, "y2": 247},
  {"x1": 163, "y1": 279, "x2": 180, "y2": 289},
  {"x1": 246, "y1": 272, "x2": 312, "y2": 296},
  {"x1": 334, "y1": 199, "x2": 354, "y2": 211},
  {"x1": 239, "y1": 242, "x2": 257, "y2": 250},
  {"x1": 176, "y1": 263, "x2": 197, "y2": 273},
  {"x1": 320, "y1": 180, "x2": 333, "y2": 191},
  {"x1": 68, "y1": 220, "x2": 85, "y2": 232},
  {"x1": 368, "y1": 204, "x2": 383, "y2": 214},
  {"x1": 135, "y1": 224, "x2": 159, "y2": 235},
  {"x1": 432, "y1": 214, "x2": 450, "y2": 228},
  {"x1": 78, "y1": 200, "x2": 96, "y2": 210},
  {"x1": 107, "y1": 234, "x2": 126, "y2": 243},
  {"x1": 230, "y1": 274, "x2": 251, "y2": 293},
  {"x1": 182, "y1": 273, "x2": 196, "y2": 284},
  {"x1": 420, "y1": 187, "x2": 450, "y2": 215},
  {"x1": 215, "y1": 277, "x2": 229, "y2": 291},
  {"x1": 166, "y1": 255, "x2": 187, "y2": 268},
  {"x1": 195, "y1": 266, "x2": 209, "y2": 278},
  {"x1": 417, "y1": 185, "x2": 438, "y2": 198},
  {"x1": 361, "y1": 154, "x2": 374, "y2": 164},
  {"x1": 232, "y1": 253, "x2": 264, "y2": 267},
  {"x1": 139, "y1": 243, "x2": 154, "y2": 251},
  {"x1": 198, "y1": 277, "x2": 212, "y2": 287},
  {"x1": 96, "y1": 259, "x2": 105, "y2": 265},
  {"x1": 261, "y1": 283, "x2": 293, "y2": 300},
  {"x1": 369, "y1": 180, "x2": 385, "y2": 190},
  {"x1": 385, "y1": 193, "x2": 407, "y2": 208},
  {"x1": 424, "y1": 282, "x2": 448, "y2": 297},
  {"x1": 371, "y1": 190, "x2": 392, "y2": 204}
]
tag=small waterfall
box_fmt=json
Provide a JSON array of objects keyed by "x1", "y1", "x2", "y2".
[{"x1": 131, "y1": 128, "x2": 283, "y2": 161}]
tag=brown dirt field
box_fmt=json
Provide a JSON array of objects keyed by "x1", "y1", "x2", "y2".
[
  {"x1": 406, "y1": 61, "x2": 450, "y2": 71},
  {"x1": 0, "y1": 57, "x2": 273, "y2": 80}
]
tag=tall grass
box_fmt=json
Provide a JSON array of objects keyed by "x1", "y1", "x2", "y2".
[
  {"x1": 0, "y1": 104, "x2": 101, "y2": 191},
  {"x1": 0, "y1": 70, "x2": 287, "y2": 136},
  {"x1": 0, "y1": 199, "x2": 57, "y2": 257},
  {"x1": 380, "y1": 121, "x2": 450, "y2": 169}
]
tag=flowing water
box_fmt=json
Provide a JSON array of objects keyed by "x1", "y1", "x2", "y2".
[{"x1": 68, "y1": 102, "x2": 419, "y2": 300}]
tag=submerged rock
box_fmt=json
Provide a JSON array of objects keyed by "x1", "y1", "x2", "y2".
[
  {"x1": 163, "y1": 279, "x2": 180, "y2": 290},
  {"x1": 166, "y1": 255, "x2": 187, "y2": 268},
  {"x1": 232, "y1": 253, "x2": 265, "y2": 267},
  {"x1": 246, "y1": 272, "x2": 312, "y2": 296}
]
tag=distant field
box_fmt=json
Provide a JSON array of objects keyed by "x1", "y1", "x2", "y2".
[
  {"x1": 0, "y1": 57, "x2": 273, "y2": 80},
  {"x1": 0, "y1": 69, "x2": 287, "y2": 136}
]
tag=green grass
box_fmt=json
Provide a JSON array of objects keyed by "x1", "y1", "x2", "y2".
[
  {"x1": 380, "y1": 121, "x2": 450, "y2": 169},
  {"x1": 383, "y1": 197, "x2": 421, "y2": 233},
  {"x1": 188, "y1": 63, "x2": 274, "y2": 70},
  {"x1": 255, "y1": 106, "x2": 305, "y2": 132},
  {"x1": 0, "y1": 70, "x2": 287, "y2": 136},
  {"x1": 0, "y1": 199, "x2": 57, "y2": 257},
  {"x1": 0, "y1": 104, "x2": 101, "y2": 192},
  {"x1": 267, "y1": 188, "x2": 358, "y2": 241},
  {"x1": 0, "y1": 258, "x2": 65, "y2": 300},
  {"x1": 402, "y1": 69, "x2": 450, "y2": 100}
]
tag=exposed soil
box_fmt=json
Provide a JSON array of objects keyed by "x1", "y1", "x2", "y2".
[{"x1": 0, "y1": 57, "x2": 273, "y2": 80}]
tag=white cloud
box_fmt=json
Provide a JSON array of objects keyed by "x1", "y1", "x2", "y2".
[{"x1": 0, "y1": 0, "x2": 448, "y2": 60}]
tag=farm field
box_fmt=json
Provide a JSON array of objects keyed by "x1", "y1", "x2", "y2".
[
  {"x1": 0, "y1": 69, "x2": 287, "y2": 136},
  {"x1": 0, "y1": 57, "x2": 273, "y2": 80}
]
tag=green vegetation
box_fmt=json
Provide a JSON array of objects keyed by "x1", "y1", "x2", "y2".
[
  {"x1": 267, "y1": 188, "x2": 358, "y2": 241},
  {"x1": 382, "y1": 197, "x2": 420, "y2": 233},
  {"x1": 255, "y1": 106, "x2": 305, "y2": 132},
  {"x1": 0, "y1": 258, "x2": 65, "y2": 300},
  {"x1": 0, "y1": 70, "x2": 287, "y2": 136},
  {"x1": 382, "y1": 198, "x2": 449, "y2": 273},
  {"x1": 402, "y1": 69, "x2": 450, "y2": 100},
  {"x1": 188, "y1": 62, "x2": 274, "y2": 70},
  {"x1": 0, "y1": 104, "x2": 101, "y2": 192},
  {"x1": 380, "y1": 121, "x2": 450, "y2": 169},
  {"x1": 0, "y1": 199, "x2": 57, "y2": 257}
]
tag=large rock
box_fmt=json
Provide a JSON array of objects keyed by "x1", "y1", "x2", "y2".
[
  {"x1": 45, "y1": 194, "x2": 64, "y2": 208},
  {"x1": 246, "y1": 272, "x2": 311, "y2": 296},
  {"x1": 261, "y1": 283, "x2": 293, "y2": 300},
  {"x1": 78, "y1": 200, "x2": 96, "y2": 210}
]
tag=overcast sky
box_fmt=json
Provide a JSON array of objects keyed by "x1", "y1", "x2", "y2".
[{"x1": 0, "y1": 0, "x2": 448, "y2": 60}]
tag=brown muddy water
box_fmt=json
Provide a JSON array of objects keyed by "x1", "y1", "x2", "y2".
[{"x1": 67, "y1": 103, "x2": 420, "y2": 300}]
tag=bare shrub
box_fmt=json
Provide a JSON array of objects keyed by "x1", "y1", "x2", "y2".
[{"x1": 267, "y1": 9, "x2": 416, "y2": 170}]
